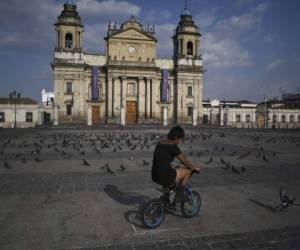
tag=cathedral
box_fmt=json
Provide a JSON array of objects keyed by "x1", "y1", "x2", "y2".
[{"x1": 52, "y1": 1, "x2": 204, "y2": 125}]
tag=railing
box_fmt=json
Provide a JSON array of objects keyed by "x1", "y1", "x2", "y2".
[{"x1": 107, "y1": 59, "x2": 155, "y2": 67}]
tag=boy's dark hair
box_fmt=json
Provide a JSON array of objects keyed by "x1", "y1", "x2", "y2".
[{"x1": 167, "y1": 125, "x2": 185, "y2": 140}]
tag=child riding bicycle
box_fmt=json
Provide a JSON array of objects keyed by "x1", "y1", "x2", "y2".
[{"x1": 151, "y1": 125, "x2": 201, "y2": 203}]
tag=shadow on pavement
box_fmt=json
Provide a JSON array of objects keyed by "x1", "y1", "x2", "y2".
[
  {"x1": 104, "y1": 184, "x2": 151, "y2": 229},
  {"x1": 248, "y1": 198, "x2": 278, "y2": 212}
]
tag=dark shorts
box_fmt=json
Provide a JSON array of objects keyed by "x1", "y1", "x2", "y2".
[{"x1": 151, "y1": 167, "x2": 177, "y2": 188}]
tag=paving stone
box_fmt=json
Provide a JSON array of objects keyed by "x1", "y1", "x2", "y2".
[{"x1": 134, "y1": 242, "x2": 158, "y2": 250}]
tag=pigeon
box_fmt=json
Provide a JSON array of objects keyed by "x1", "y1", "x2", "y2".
[
  {"x1": 82, "y1": 158, "x2": 90, "y2": 166},
  {"x1": 4, "y1": 161, "x2": 12, "y2": 169},
  {"x1": 35, "y1": 156, "x2": 41, "y2": 162},
  {"x1": 106, "y1": 164, "x2": 115, "y2": 174},
  {"x1": 205, "y1": 157, "x2": 213, "y2": 164},
  {"x1": 276, "y1": 187, "x2": 299, "y2": 211},
  {"x1": 220, "y1": 157, "x2": 226, "y2": 164},
  {"x1": 143, "y1": 160, "x2": 150, "y2": 166},
  {"x1": 241, "y1": 165, "x2": 246, "y2": 172},
  {"x1": 230, "y1": 151, "x2": 237, "y2": 156},
  {"x1": 231, "y1": 165, "x2": 240, "y2": 174},
  {"x1": 262, "y1": 154, "x2": 268, "y2": 162},
  {"x1": 120, "y1": 164, "x2": 126, "y2": 171},
  {"x1": 80, "y1": 151, "x2": 85, "y2": 155}
]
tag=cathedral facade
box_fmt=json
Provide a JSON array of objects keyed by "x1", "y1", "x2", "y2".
[{"x1": 52, "y1": 2, "x2": 204, "y2": 125}]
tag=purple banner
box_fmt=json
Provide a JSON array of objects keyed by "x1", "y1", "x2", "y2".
[
  {"x1": 92, "y1": 66, "x2": 99, "y2": 100},
  {"x1": 161, "y1": 69, "x2": 168, "y2": 102}
]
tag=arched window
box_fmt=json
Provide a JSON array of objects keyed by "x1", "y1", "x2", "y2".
[
  {"x1": 290, "y1": 115, "x2": 294, "y2": 123},
  {"x1": 187, "y1": 41, "x2": 193, "y2": 55},
  {"x1": 281, "y1": 115, "x2": 286, "y2": 123},
  {"x1": 65, "y1": 33, "x2": 73, "y2": 48}
]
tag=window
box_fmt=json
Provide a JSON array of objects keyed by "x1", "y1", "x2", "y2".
[
  {"x1": 66, "y1": 104, "x2": 72, "y2": 116},
  {"x1": 290, "y1": 115, "x2": 294, "y2": 123},
  {"x1": 298, "y1": 115, "x2": 300, "y2": 123},
  {"x1": 187, "y1": 41, "x2": 193, "y2": 55},
  {"x1": 187, "y1": 107, "x2": 193, "y2": 117},
  {"x1": 236, "y1": 114, "x2": 241, "y2": 123},
  {"x1": 187, "y1": 86, "x2": 193, "y2": 97},
  {"x1": 0, "y1": 112, "x2": 5, "y2": 122},
  {"x1": 281, "y1": 115, "x2": 286, "y2": 123},
  {"x1": 65, "y1": 33, "x2": 73, "y2": 48},
  {"x1": 26, "y1": 112, "x2": 33, "y2": 122},
  {"x1": 273, "y1": 115, "x2": 277, "y2": 123},
  {"x1": 66, "y1": 82, "x2": 72, "y2": 94},
  {"x1": 127, "y1": 82, "x2": 135, "y2": 96},
  {"x1": 246, "y1": 114, "x2": 251, "y2": 123}
]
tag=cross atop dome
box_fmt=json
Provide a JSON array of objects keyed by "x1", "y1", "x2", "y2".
[
  {"x1": 182, "y1": 0, "x2": 192, "y2": 16},
  {"x1": 66, "y1": 0, "x2": 75, "y2": 6}
]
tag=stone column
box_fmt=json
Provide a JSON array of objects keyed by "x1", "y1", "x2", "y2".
[
  {"x1": 54, "y1": 106, "x2": 59, "y2": 126},
  {"x1": 121, "y1": 76, "x2": 126, "y2": 108},
  {"x1": 145, "y1": 78, "x2": 148, "y2": 119},
  {"x1": 220, "y1": 107, "x2": 224, "y2": 126},
  {"x1": 163, "y1": 105, "x2": 168, "y2": 126},
  {"x1": 120, "y1": 107, "x2": 126, "y2": 126},
  {"x1": 192, "y1": 108, "x2": 197, "y2": 126},
  {"x1": 38, "y1": 109, "x2": 43, "y2": 125},
  {"x1": 150, "y1": 79, "x2": 153, "y2": 119},
  {"x1": 137, "y1": 77, "x2": 140, "y2": 120},
  {"x1": 108, "y1": 76, "x2": 113, "y2": 119},
  {"x1": 87, "y1": 104, "x2": 92, "y2": 126},
  {"x1": 146, "y1": 78, "x2": 151, "y2": 120},
  {"x1": 138, "y1": 77, "x2": 145, "y2": 122},
  {"x1": 112, "y1": 77, "x2": 114, "y2": 118}
]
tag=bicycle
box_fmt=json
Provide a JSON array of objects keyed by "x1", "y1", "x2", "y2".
[{"x1": 141, "y1": 169, "x2": 201, "y2": 229}]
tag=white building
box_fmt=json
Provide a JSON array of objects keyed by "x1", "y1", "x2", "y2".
[
  {"x1": 41, "y1": 89, "x2": 54, "y2": 105},
  {"x1": 0, "y1": 98, "x2": 40, "y2": 128}
]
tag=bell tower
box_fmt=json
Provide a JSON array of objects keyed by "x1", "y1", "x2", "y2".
[
  {"x1": 55, "y1": 0, "x2": 84, "y2": 52},
  {"x1": 173, "y1": 0, "x2": 201, "y2": 59},
  {"x1": 172, "y1": 0, "x2": 203, "y2": 125}
]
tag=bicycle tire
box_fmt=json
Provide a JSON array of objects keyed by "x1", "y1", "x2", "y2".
[
  {"x1": 181, "y1": 190, "x2": 201, "y2": 218},
  {"x1": 141, "y1": 199, "x2": 166, "y2": 229}
]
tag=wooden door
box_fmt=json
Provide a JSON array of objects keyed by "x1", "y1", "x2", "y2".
[
  {"x1": 92, "y1": 106, "x2": 100, "y2": 124},
  {"x1": 126, "y1": 101, "x2": 137, "y2": 124}
]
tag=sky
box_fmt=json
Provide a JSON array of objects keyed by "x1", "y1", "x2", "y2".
[{"x1": 0, "y1": 0, "x2": 299, "y2": 103}]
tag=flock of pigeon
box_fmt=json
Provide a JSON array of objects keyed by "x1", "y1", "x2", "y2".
[
  {"x1": 1, "y1": 131, "x2": 156, "y2": 173},
  {"x1": 1, "y1": 129, "x2": 300, "y2": 210}
]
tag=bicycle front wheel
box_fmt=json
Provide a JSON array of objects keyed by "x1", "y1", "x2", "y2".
[
  {"x1": 181, "y1": 190, "x2": 201, "y2": 218},
  {"x1": 141, "y1": 199, "x2": 165, "y2": 229}
]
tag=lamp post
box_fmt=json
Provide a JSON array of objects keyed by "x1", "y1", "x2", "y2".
[
  {"x1": 9, "y1": 91, "x2": 21, "y2": 128},
  {"x1": 263, "y1": 94, "x2": 267, "y2": 129}
]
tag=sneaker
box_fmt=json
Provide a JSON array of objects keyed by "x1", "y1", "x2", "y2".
[{"x1": 174, "y1": 185, "x2": 190, "y2": 203}]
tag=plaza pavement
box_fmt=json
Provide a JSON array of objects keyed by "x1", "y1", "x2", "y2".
[{"x1": 0, "y1": 126, "x2": 300, "y2": 250}]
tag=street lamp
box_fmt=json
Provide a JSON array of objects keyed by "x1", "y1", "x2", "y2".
[
  {"x1": 9, "y1": 91, "x2": 21, "y2": 128},
  {"x1": 263, "y1": 94, "x2": 267, "y2": 129}
]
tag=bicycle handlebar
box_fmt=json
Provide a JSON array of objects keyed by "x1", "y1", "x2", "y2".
[{"x1": 191, "y1": 169, "x2": 200, "y2": 175}]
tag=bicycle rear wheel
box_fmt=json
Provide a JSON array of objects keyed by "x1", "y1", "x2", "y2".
[{"x1": 141, "y1": 199, "x2": 165, "y2": 229}]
